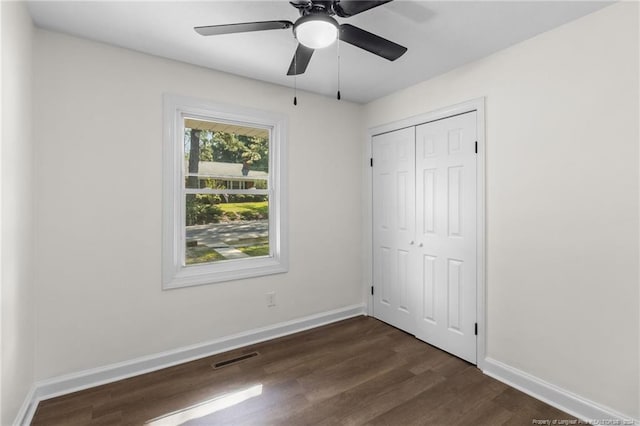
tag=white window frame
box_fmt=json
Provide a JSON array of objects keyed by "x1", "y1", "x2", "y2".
[{"x1": 162, "y1": 94, "x2": 288, "y2": 289}]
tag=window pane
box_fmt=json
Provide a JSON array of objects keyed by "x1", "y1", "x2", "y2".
[
  {"x1": 184, "y1": 118, "x2": 269, "y2": 190},
  {"x1": 185, "y1": 194, "x2": 269, "y2": 265}
]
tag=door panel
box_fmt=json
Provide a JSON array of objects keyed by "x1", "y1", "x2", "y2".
[
  {"x1": 415, "y1": 111, "x2": 477, "y2": 364},
  {"x1": 421, "y1": 254, "x2": 436, "y2": 322},
  {"x1": 372, "y1": 127, "x2": 416, "y2": 332}
]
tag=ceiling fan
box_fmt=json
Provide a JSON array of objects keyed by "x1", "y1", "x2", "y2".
[{"x1": 194, "y1": 0, "x2": 407, "y2": 76}]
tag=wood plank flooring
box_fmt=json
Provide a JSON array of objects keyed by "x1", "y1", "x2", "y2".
[{"x1": 32, "y1": 316, "x2": 575, "y2": 425}]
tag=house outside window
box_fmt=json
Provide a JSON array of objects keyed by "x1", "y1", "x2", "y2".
[{"x1": 163, "y1": 95, "x2": 288, "y2": 289}]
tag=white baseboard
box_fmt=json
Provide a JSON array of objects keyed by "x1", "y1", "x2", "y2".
[
  {"x1": 13, "y1": 386, "x2": 37, "y2": 426},
  {"x1": 483, "y1": 357, "x2": 639, "y2": 425},
  {"x1": 14, "y1": 304, "x2": 365, "y2": 425}
]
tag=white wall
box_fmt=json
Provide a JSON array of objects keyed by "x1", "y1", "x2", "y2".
[
  {"x1": 33, "y1": 30, "x2": 363, "y2": 380},
  {"x1": 1, "y1": 2, "x2": 36, "y2": 424},
  {"x1": 364, "y1": 2, "x2": 639, "y2": 419}
]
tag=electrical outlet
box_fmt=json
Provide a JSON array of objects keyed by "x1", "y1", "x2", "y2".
[{"x1": 266, "y1": 292, "x2": 276, "y2": 307}]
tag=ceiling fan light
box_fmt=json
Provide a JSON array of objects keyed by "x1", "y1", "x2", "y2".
[{"x1": 294, "y1": 16, "x2": 338, "y2": 49}]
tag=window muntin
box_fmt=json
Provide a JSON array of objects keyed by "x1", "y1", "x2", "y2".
[{"x1": 162, "y1": 95, "x2": 287, "y2": 289}]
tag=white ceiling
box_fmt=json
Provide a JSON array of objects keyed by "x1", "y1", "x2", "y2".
[{"x1": 27, "y1": 1, "x2": 611, "y2": 103}]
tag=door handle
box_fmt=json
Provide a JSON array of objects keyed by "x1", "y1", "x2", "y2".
[
  {"x1": 418, "y1": 243, "x2": 423, "y2": 247},
  {"x1": 409, "y1": 241, "x2": 414, "y2": 245}
]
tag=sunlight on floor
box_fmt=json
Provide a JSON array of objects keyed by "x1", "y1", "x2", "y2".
[{"x1": 145, "y1": 384, "x2": 263, "y2": 425}]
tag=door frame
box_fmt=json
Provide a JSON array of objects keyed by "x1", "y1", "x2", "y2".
[{"x1": 364, "y1": 97, "x2": 486, "y2": 369}]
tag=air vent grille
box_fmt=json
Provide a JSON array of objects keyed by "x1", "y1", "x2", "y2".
[{"x1": 212, "y1": 351, "x2": 259, "y2": 369}]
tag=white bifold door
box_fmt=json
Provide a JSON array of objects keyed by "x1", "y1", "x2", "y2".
[
  {"x1": 372, "y1": 127, "x2": 417, "y2": 333},
  {"x1": 372, "y1": 111, "x2": 478, "y2": 364}
]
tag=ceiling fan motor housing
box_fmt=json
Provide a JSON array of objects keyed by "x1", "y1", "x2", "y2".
[{"x1": 291, "y1": 0, "x2": 336, "y2": 16}]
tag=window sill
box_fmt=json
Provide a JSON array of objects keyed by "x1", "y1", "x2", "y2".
[{"x1": 162, "y1": 256, "x2": 288, "y2": 290}]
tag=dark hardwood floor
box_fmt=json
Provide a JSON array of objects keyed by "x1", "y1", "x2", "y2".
[{"x1": 32, "y1": 316, "x2": 574, "y2": 425}]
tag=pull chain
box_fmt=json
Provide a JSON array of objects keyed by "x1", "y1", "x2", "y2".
[
  {"x1": 293, "y1": 51, "x2": 298, "y2": 106},
  {"x1": 336, "y1": 39, "x2": 341, "y2": 100}
]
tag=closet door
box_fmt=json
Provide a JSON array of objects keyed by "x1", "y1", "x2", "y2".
[
  {"x1": 372, "y1": 127, "x2": 416, "y2": 333},
  {"x1": 414, "y1": 111, "x2": 477, "y2": 364}
]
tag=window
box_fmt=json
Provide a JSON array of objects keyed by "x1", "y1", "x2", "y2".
[{"x1": 163, "y1": 95, "x2": 288, "y2": 289}]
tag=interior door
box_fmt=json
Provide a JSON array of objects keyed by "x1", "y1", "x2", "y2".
[
  {"x1": 372, "y1": 127, "x2": 416, "y2": 333},
  {"x1": 414, "y1": 111, "x2": 477, "y2": 364}
]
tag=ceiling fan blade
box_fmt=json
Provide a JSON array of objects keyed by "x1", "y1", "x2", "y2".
[
  {"x1": 339, "y1": 24, "x2": 407, "y2": 61},
  {"x1": 195, "y1": 20, "x2": 293, "y2": 36},
  {"x1": 287, "y1": 44, "x2": 314, "y2": 75},
  {"x1": 333, "y1": 0, "x2": 393, "y2": 17}
]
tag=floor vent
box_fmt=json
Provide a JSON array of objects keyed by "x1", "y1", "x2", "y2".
[{"x1": 212, "y1": 351, "x2": 259, "y2": 369}]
